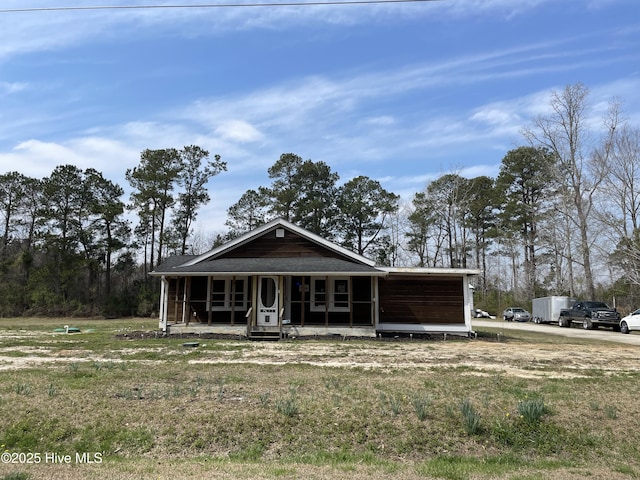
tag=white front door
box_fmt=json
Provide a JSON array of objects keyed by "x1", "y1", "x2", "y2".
[{"x1": 257, "y1": 276, "x2": 279, "y2": 326}]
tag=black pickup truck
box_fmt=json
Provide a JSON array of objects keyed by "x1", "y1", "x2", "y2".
[{"x1": 558, "y1": 301, "x2": 621, "y2": 330}]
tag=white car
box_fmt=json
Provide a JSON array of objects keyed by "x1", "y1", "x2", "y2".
[{"x1": 620, "y1": 309, "x2": 640, "y2": 334}]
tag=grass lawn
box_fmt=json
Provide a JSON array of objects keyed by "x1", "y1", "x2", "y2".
[{"x1": 1, "y1": 317, "x2": 639, "y2": 479}]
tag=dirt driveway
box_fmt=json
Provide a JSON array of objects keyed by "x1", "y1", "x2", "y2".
[{"x1": 473, "y1": 319, "x2": 640, "y2": 346}]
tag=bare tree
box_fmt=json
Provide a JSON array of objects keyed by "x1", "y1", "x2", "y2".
[
  {"x1": 601, "y1": 124, "x2": 640, "y2": 236},
  {"x1": 603, "y1": 124, "x2": 640, "y2": 286},
  {"x1": 424, "y1": 174, "x2": 471, "y2": 268},
  {"x1": 524, "y1": 83, "x2": 619, "y2": 299}
]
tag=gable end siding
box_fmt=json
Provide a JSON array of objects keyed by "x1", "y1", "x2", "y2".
[
  {"x1": 221, "y1": 229, "x2": 345, "y2": 260},
  {"x1": 379, "y1": 276, "x2": 465, "y2": 325}
]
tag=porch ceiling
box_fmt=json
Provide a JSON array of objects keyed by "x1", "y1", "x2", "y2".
[{"x1": 150, "y1": 256, "x2": 386, "y2": 277}]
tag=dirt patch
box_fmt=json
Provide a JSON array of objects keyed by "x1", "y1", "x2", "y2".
[
  {"x1": 180, "y1": 339, "x2": 640, "y2": 378},
  {"x1": 3, "y1": 329, "x2": 640, "y2": 379}
]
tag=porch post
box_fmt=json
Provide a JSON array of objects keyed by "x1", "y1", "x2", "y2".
[
  {"x1": 207, "y1": 276, "x2": 212, "y2": 326},
  {"x1": 300, "y1": 276, "x2": 306, "y2": 327},
  {"x1": 462, "y1": 275, "x2": 473, "y2": 332},
  {"x1": 250, "y1": 276, "x2": 258, "y2": 329},
  {"x1": 183, "y1": 277, "x2": 191, "y2": 325},
  {"x1": 349, "y1": 277, "x2": 353, "y2": 327},
  {"x1": 324, "y1": 275, "x2": 329, "y2": 327},
  {"x1": 373, "y1": 276, "x2": 379, "y2": 329},
  {"x1": 159, "y1": 276, "x2": 168, "y2": 331},
  {"x1": 231, "y1": 276, "x2": 236, "y2": 326},
  {"x1": 278, "y1": 276, "x2": 284, "y2": 338},
  {"x1": 173, "y1": 279, "x2": 179, "y2": 324}
]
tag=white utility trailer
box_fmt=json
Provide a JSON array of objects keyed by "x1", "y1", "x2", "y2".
[{"x1": 532, "y1": 296, "x2": 575, "y2": 324}]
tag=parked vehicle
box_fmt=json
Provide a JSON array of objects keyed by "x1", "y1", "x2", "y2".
[
  {"x1": 620, "y1": 309, "x2": 640, "y2": 334},
  {"x1": 558, "y1": 301, "x2": 620, "y2": 330},
  {"x1": 532, "y1": 296, "x2": 575, "y2": 324},
  {"x1": 502, "y1": 307, "x2": 531, "y2": 322}
]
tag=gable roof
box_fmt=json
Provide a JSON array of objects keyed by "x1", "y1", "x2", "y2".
[
  {"x1": 183, "y1": 218, "x2": 376, "y2": 267},
  {"x1": 150, "y1": 218, "x2": 384, "y2": 276}
]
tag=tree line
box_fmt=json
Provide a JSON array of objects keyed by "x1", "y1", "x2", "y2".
[
  {"x1": 402, "y1": 84, "x2": 640, "y2": 311},
  {"x1": 0, "y1": 146, "x2": 226, "y2": 317},
  {"x1": 0, "y1": 83, "x2": 638, "y2": 317}
]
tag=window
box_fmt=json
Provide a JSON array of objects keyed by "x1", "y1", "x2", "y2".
[
  {"x1": 211, "y1": 279, "x2": 226, "y2": 308},
  {"x1": 312, "y1": 278, "x2": 327, "y2": 310},
  {"x1": 333, "y1": 279, "x2": 349, "y2": 309},
  {"x1": 208, "y1": 277, "x2": 248, "y2": 311},
  {"x1": 310, "y1": 277, "x2": 350, "y2": 312},
  {"x1": 232, "y1": 279, "x2": 246, "y2": 308}
]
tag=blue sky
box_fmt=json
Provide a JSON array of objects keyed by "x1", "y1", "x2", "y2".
[{"x1": 0, "y1": 0, "x2": 639, "y2": 235}]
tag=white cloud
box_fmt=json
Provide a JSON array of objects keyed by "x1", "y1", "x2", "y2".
[
  {"x1": 363, "y1": 116, "x2": 396, "y2": 126},
  {"x1": 0, "y1": 0, "x2": 559, "y2": 63},
  {"x1": 0, "y1": 138, "x2": 136, "y2": 180},
  {"x1": 0, "y1": 140, "x2": 81, "y2": 178},
  {"x1": 460, "y1": 163, "x2": 502, "y2": 179},
  {"x1": 470, "y1": 108, "x2": 520, "y2": 127},
  {"x1": 214, "y1": 120, "x2": 264, "y2": 143},
  {"x1": 0, "y1": 81, "x2": 27, "y2": 95},
  {"x1": 438, "y1": 0, "x2": 551, "y2": 18}
]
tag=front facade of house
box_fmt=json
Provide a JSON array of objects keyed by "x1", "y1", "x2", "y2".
[{"x1": 150, "y1": 219, "x2": 479, "y2": 339}]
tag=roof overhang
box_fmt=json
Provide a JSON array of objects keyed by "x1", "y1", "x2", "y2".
[
  {"x1": 380, "y1": 267, "x2": 481, "y2": 277},
  {"x1": 153, "y1": 271, "x2": 386, "y2": 277}
]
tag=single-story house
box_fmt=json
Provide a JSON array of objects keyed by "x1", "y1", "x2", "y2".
[{"x1": 150, "y1": 218, "x2": 479, "y2": 339}]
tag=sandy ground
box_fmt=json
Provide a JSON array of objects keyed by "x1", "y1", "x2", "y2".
[
  {"x1": 2, "y1": 323, "x2": 640, "y2": 380},
  {"x1": 2, "y1": 324, "x2": 640, "y2": 480}
]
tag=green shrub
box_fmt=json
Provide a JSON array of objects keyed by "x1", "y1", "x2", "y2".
[
  {"x1": 378, "y1": 393, "x2": 402, "y2": 416},
  {"x1": 517, "y1": 397, "x2": 548, "y2": 424},
  {"x1": 13, "y1": 383, "x2": 31, "y2": 396},
  {"x1": 460, "y1": 399, "x2": 482, "y2": 435},
  {"x1": 604, "y1": 405, "x2": 618, "y2": 420},
  {"x1": 411, "y1": 393, "x2": 431, "y2": 421},
  {"x1": 276, "y1": 388, "x2": 299, "y2": 417}
]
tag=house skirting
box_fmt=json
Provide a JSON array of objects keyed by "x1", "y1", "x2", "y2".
[
  {"x1": 376, "y1": 323, "x2": 472, "y2": 335},
  {"x1": 167, "y1": 322, "x2": 376, "y2": 338},
  {"x1": 165, "y1": 322, "x2": 472, "y2": 338}
]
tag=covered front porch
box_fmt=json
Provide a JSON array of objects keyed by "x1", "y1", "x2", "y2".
[{"x1": 158, "y1": 273, "x2": 380, "y2": 339}]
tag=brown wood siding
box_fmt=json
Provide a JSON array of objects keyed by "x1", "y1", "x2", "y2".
[
  {"x1": 222, "y1": 229, "x2": 342, "y2": 259},
  {"x1": 379, "y1": 276, "x2": 465, "y2": 325}
]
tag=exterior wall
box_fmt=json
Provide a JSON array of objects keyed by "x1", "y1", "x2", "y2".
[{"x1": 378, "y1": 275, "x2": 465, "y2": 325}]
